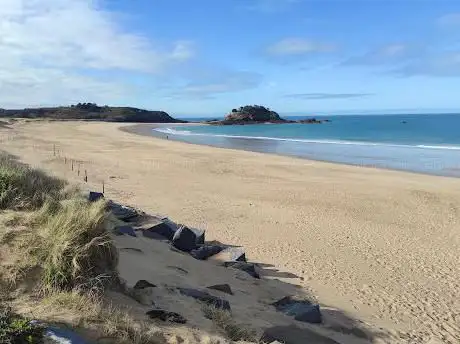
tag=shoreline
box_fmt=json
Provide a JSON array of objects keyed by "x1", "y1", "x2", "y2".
[
  {"x1": 1, "y1": 120, "x2": 459, "y2": 343},
  {"x1": 122, "y1": 123, "x2": 460, "y2": 180}
]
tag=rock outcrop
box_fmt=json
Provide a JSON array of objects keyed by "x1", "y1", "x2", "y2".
[
  {"x1": 210, "y1": 105, "x2": 290, "y2": 125},
  {"x1": 208, "y1": 105, "x2": 329, "y2": 125}
]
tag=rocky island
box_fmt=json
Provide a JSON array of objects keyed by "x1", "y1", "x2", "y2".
[
  {"x1": 0, "y1": 103, "x2": 186, "y2": 123},
  {"x1": 207, "y1": 105, "x2": 327, "y2": 125}
]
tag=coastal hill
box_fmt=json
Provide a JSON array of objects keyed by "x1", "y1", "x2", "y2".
[
  {"x1": 0, "y1": 103, "x2": 186, "y2": 123},
  {"x1": 208, "y1": 105, "x2": 325, "y2": 125}
]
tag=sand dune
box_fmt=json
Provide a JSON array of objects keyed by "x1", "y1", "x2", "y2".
[{"x1": 1, "y1": 120, "x2": 459, "y2": 343}]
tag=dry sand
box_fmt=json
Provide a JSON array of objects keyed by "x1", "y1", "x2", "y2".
[{"x1": 1, "y1": 120, "x2": 459, "y2": 343}]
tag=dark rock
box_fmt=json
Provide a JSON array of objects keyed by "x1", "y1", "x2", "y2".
[
  {"x1": 172, "y1": 226, "x2": 197, "y2": 252},
  {"x1": 224, "y1": 262, "x2": 260, "y2": 279},
  {"x1": 272, "y1": 296, "x2": 322, "y2": 324},
  {"x1": 191, "y1": 228, "x2": 205, "y2": 245},
  {"x1": 177, "y1": 288, "x2": 231, "y2": 311},
  {"x1": 107, "y1": 201, "x2": 139, "y2": 221},
  {"x1": 114, "y1": 225, "x2": 137, "y2": 237},
  {"x1": 298, "y1": 118, "x2": 323, "y2": 124},
  {"x1": 211, "y1": 247, "x2": 246, "y2": 263},
  {"x1": 207, "y1": 284, "x2": 233, "y2": 295},
  {"x1": 261, "y1": 325, "x2": 339, "y2": 344},
  {"x1": 272, "y1": 296, "x2": 311, "y2": 310},
  {"x1": 190, "y1": 245, "x2": 223, "y2": 260},
  {"x1": 294, "y1": 304, "x2": 322, "y2": 324},
  {"x1": 146, "y1": 309, "x2": 187, "y2": 324},
  {"x1": 143, "y1": 221, "x2": 177, "y2": 241},
  {"x1": 88, "y1": 191, "x2": 104, "y2": 202},
  {"x1": 133, "y1": 280, "x2": 157, "y2": 289}
]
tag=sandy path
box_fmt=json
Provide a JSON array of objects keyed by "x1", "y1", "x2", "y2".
[{"x1": 1, "y1": 120, "x2": 459, "y2": 343}]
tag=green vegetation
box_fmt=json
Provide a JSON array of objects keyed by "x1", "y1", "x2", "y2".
[
  {"x1": 217, "y1": 105, "x2": 287, "y2": 125},
  {"x1": 0, "y1": 306, "x2": 44, "y2": 344},
  {"x1": 0, "y1": 103, "x2": 186, "y2": 123},
  {"x1": 0, "y1": 154, "x2": 65, "y2": 210},
  {"x1": 30, "y1": 198, "x2": 117, "y2": 293}
]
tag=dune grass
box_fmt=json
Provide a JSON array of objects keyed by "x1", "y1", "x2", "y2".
[
  {"x1": 31, "y1": 198, "x2": 117, "y2": 293},
  {"x1": 0, "y1": 151, "x2": 117, "y2": 293},
  {"x1": 37, "y1": 291, "x2": 168, "y2": 344},
  {"x1": 0, "y1": 153, "x2": 65, "y2": 210},
  {"x1": 3, "y1": 197, "x2": 118, "y2": 294},
  {"x1": 202, "y1": 304, "x2": 258, "y2": 342}
]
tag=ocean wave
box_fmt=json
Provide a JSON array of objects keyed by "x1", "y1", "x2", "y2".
[{"x1": 153, "y1": 127, "x2": 460, "y2": 151}]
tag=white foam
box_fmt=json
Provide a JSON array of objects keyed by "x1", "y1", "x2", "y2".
[{"x1": 153, "y1": 128, "x2": 460, "y2": 151}]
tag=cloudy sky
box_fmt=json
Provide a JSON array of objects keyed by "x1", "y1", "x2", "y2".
[{"x1": 1, "y1": 0, "x2": 460, "y2": 116}]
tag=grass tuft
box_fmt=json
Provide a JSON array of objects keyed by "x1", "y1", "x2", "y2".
[
  {"x1": 40, "y1": 291, "x2": 167, "y2": 344},
  {"x1": 202, "y1": 305, "x2": 258, "y2": 342},
  {"x1": 0, "y1": 153, "x2": 65, "y2": 210},
  {"x1": 34, "y1": 197, "x2": 118, "y2": 293}
]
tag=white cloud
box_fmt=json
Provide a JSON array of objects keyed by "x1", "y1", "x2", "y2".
[
  {"x1": 0, "y1": 0, "x2": 194, "y2": 107},
  {"x1": 168, "y1": 71, "x2": 263, "y2": 98},
  {"x1": 266, "y1": 38, "x2": 335, "y2": 56},
  {"x1": 396, "y1": 51, "x2": 460, "y2": 77},
  {"x1": 343, "y1": 43, "x2": 421, "y2": 66}
]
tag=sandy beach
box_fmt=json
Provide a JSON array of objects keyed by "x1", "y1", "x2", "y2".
[{"x1": 1, "y1": 120, "x2": 459, "y2": 343}]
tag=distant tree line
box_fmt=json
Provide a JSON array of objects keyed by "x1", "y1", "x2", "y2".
[{"x1": 231, "y1": 105, "x2": 274, "y2": 115}]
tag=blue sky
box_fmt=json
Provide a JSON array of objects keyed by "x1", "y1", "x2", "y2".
[{"x1": 1, "y1": 0, "x2": 460, "y2": 116}]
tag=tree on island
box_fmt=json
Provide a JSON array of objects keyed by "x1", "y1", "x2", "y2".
[{"x1": 224, "y1": 105, "x2": 284, "y2": 123}]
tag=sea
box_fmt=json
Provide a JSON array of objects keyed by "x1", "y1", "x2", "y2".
[{"x1": 151, "y1": 114, "x2": 460, "y2": 177}]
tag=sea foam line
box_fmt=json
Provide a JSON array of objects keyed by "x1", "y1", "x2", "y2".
[{"x1": 153, "y1": 127, "x2": 460, "y2": 151}]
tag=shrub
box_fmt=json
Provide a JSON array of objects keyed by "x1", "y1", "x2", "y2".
[{"x1": 0, "y1": 305, "x2": 45, "y2": 344}]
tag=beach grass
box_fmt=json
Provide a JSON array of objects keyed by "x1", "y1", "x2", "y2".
[
  {"x1": 38, "y1": 291, "x2": 164, "y2": 344},
  {"x1": 202, "y1": 304, "x2": 258, "y2": 342},
  {"x1": 0, "y1": 153, "x2": 65, "y2": 210}
]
